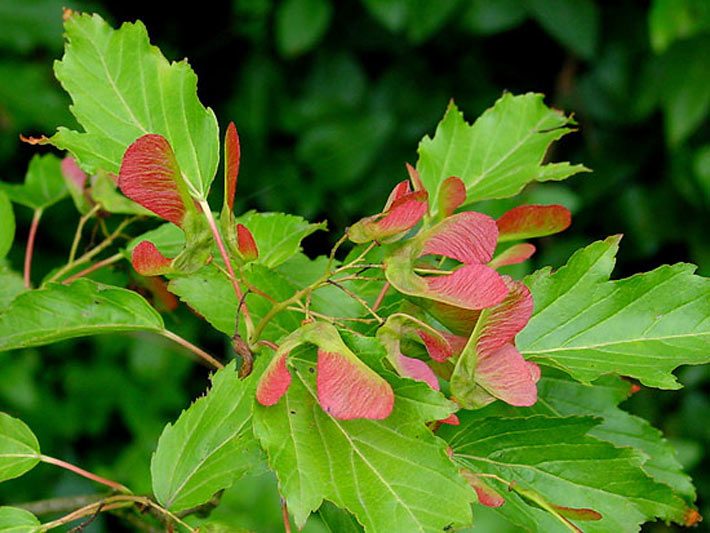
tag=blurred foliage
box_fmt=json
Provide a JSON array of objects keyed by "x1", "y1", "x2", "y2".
[{"x1": 0, "y1": 0, "x2": 707, "y2": 530}]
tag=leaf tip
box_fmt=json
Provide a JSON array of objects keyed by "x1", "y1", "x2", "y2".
[{"x1": 684, "y1": 508, "x2": 702, "y2": 527}]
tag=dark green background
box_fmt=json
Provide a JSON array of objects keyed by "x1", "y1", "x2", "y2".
[{"x1": 0, "y1": 0, "x2": 707, "y2": 530}]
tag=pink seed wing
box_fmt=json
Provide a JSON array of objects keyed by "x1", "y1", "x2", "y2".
[
  {"x1": 61, "y1": 157, "x2": 88, "y2": 189},
  {"x1": 460, "y1": 471, "x2": 506, "y2": 508},
  {"x1": 489, "y1": 243, "x2": 536, "y2": 269},
  {"x1": 376, "y1": 190, "x2": 428, "y2": 235},
  {"x1": 421, "y1": 212, "x2": 498, "y2": 264},
  {"x1": 225, "y1": 122, "x2": 240, "y2": 211},
  {"x1": 424, "y1": 264, "x2": 508, "y2": 310},
  {"x1": 406, "y1": 162, "x2": 425, "y2": 191},
  {"x1": 439, "y1": 414, "x2": 460, "y2": 426},
  {"x1": 236, "y1": 223, "x2": 259, "y2": 261},
  {"x1": 397, "y1": 353, "x2": 440, "y2": 390},
  {"x1": 118, "y1": 134, "x2": 186, "y2": 226},
  {"x1": 256, "y1": 351, "x2": 292, "y2": 406},
  {"x1": 131, "y1": 240, "x2": 173, "y2": 276},
  {"x1": 475, "y1": 344, "x2": 538, "y2": 407},
  {"x1": 416, "y1": 329, "x2": 455, "y2": 362},
  {"x1": 476, "y1": 279, "x2": 533, "y2": 355},
  {"x1": 438, "y1": 176, "x2": 466, "y2": 217},
  {"x1": 349, "y1": 190, "x2": 428, "y2": 243},
  {"x1": 383, "y1": 180, "x2": 412, "y2": 211},
  {"x1": 317, "y1": 349, "x2": 394, "y2": 420},
  {"x1": 497, "y1": 204, "x2": 571, "y2": 242}
]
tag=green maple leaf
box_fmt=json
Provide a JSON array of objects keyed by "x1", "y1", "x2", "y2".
[
  {"x1": 417, "y1": 93, "x2": 588, "y2": 217},
  {"x1": 0, "y1": 279, "x2": 164, "y2": 352},
  {"x1": 0, "y1": 413, "x2": 40, "y2": 483},
  {"x1": 0, "y1": 192, "x2": 14, "y2": 260},
  {"x1": 0, "y1": 263, "x2": 24, "y2": 311},
  {"x1": 440, "y1": 414, "x2": 691, "y2": 532},
  {"x1": 151, "y1": 361, "x2": 262, "y2": 512},
  {"x1": 518, "y1": 235, "x2": 710, "y2": 388},
  {"x1": 0, "y1": 506, "x2": 40, "y2": 533},
  {"x1": 235, "y1": 211, "x2": 326, "y2": 268},
  {"x1": 45, "y1": 12, "x2": 219, "y2": 200},
  {"x1": 253, "y1": 333, "x2": 474, "y2": 531},
  {"x1": 0, "y1": 154, "x2": 67, "y2": 211},
  {"x1": 533, "y1": 370, "x2": 696, "y2": 502}
]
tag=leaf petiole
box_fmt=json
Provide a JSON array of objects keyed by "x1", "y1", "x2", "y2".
[{"x1": 23, "y1": 208, "x2": 43, "y2": 288}]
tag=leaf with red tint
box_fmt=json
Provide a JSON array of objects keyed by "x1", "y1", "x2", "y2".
[
  {"x1": 256, "y1": 351, "x2": 292, "y2": 407},
  {"x1": 317, "y1": 349, "x2": 394, "y2": 420},
  {"x1": 421, "y1": 212, "x2": 498, "y2": 264},
  {"x1": 425, "y1": 264, "x2": 509, "y2": 310},
  {"x1": 489, "y1": 243, "x2": 536, "y2": 269},
  {"x1": 396, "y1": 353, "x2": 440, "y2": 390},
  {"x1": 475, "y1": 344, "x2": 539, "y2": 406},
  {"x1": 348, "y1": 189, "x2": 428, "y2": 244},
  {"x1": 118, "y1": 134, "x2": 192, "y2": 226},
  {"x1": 551, "y1": 504, "x2": 602, "y2": 521},
  {"x1": 438, "y1": 176, "x2": 466, "y2": 218},
  {"x1": 61, "y1": 157, "x2": 88, "y2": 190},
  {"x1": 236, "y1": 223, "x2": 258, "y2": 261},
  {"x1": 131, "y1": 241, "x2": 173, "y2": 276},
  {"x1": 224, "y1": 122, "x2": 240, "y2": 211},
  {"x1": 460, "y1": 470, "x2": 505, "y2": 508},
  {"x1": 497, "y1": 204, "x2": 571, "y2": 242}
]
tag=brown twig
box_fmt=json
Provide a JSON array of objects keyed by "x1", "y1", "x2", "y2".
[{"x1": 160, "y1": 329, "x2": 224, "y2": 370}]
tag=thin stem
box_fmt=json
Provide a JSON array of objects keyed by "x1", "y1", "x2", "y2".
[
  {"x1": 61, "y1": 253, "x2": 124, "y2": 285},
  {"x1": 372, "y1": 281, "x2": 391, "y2": 312},
  {"x1": 39, "y1": 454, "x2": 131, "y2": 493},
  {"x1": 24, "y1": 208, "x2": 43, "y2": 288},
  {"x1": 327, "y1": 233, "x2": 349, "y2": 272},
  {"x1": 46, "y1": 216, "x2": 137, "y2": 285},
  {"x1": 333, "y1": 242, "x2": 377, "y2": 274},
  {"x1": 287, "y1": 307, "x2": 378, "y2": 324},
  {"x1": 18, "y1": 495, "x2": 105, "y2": 516},
  {"x1": 413, "y1": 267, "x2": 450, "y2": 275},
  {"x1": 160, "y1": 329, "x2": 224, "y2": 370},
  {"x1": 40, "y1": 495, "x2": 195, "y2": 532},
  {"x1": 331, "y1": 274, "x2": 386, "y2": 284},
  {"x1": 256, "y1": 339, "x2": 279, "y2": 351},
  {"x1": 281, "y1": 497, "x2": 292, "y2": 533},
  {"x1": 334, "y1": 262, "x2": 383, "y2": 271},
  {"x1": 68, "y1": 204, "x2": 101, "y2": 264},
  {"x1": 198, "y1": 200, "x2": 253, "y2": 338},
  {"x1": 326, "y1": 280, "x2": 383, "y2": 324},
  {"x1": 41, "y1": 500, "x2": 133, "y2": 531},
  {"x1": 251, "y1": 241, "x2": 377, "y2": 343}
]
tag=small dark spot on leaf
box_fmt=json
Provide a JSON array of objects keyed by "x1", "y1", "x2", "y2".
[
  {"x1": 308, "y1": 367, "x2": 315, "y2": 374},
  {"x1": 290, "y1": 410, "x2": 296, "y2": 415}
]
